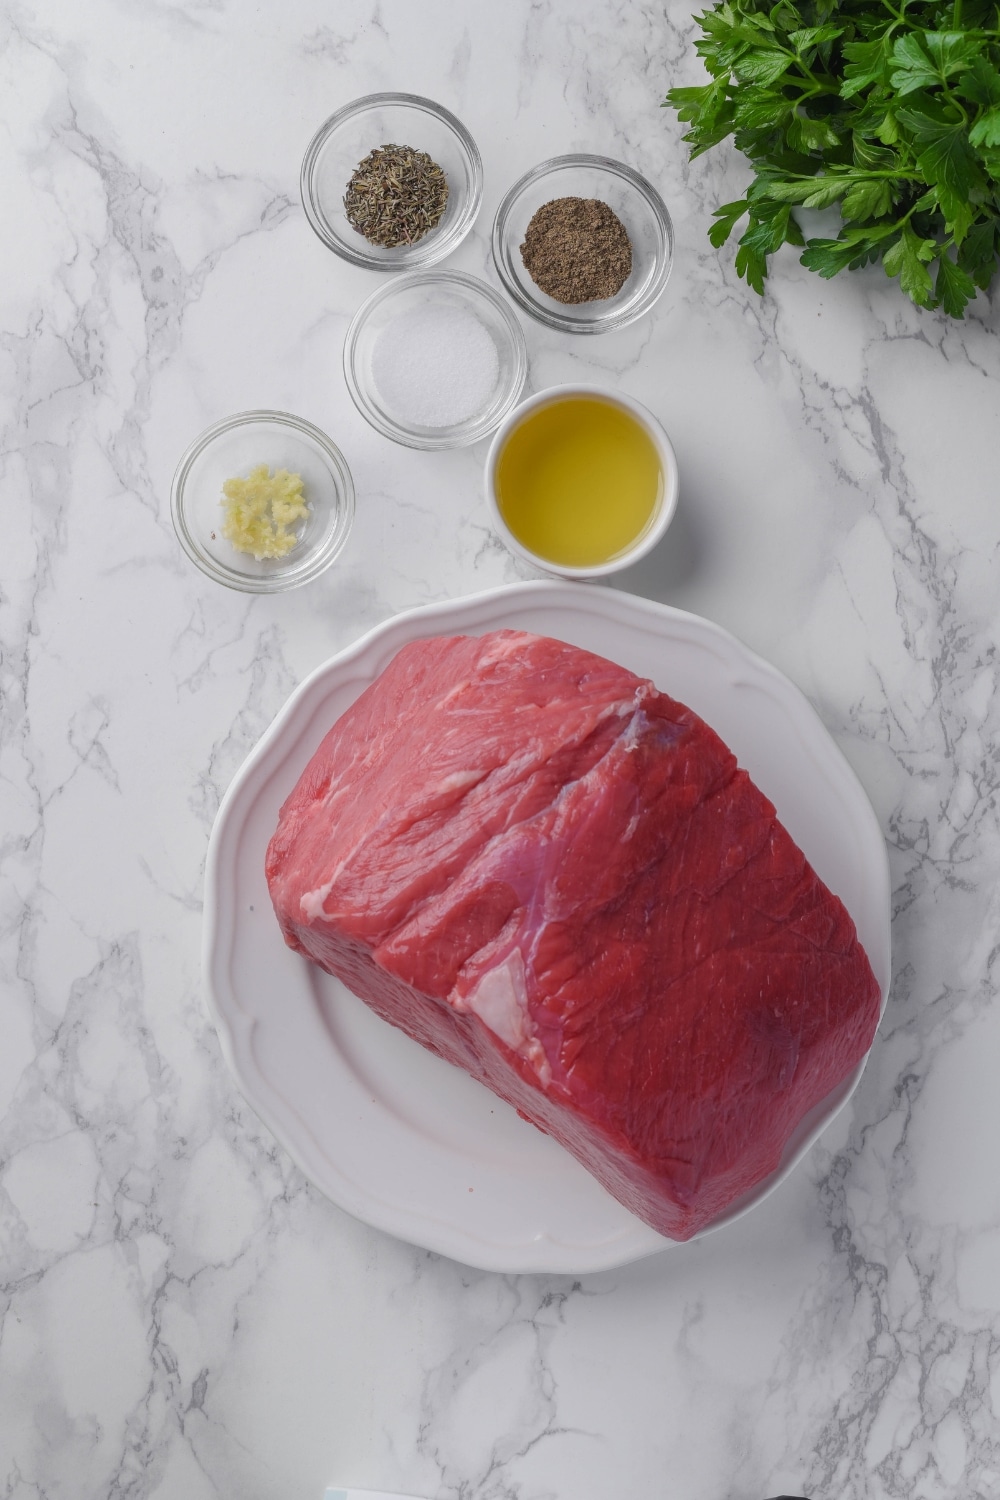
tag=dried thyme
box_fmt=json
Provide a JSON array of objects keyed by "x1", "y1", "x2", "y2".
[{"x1": 344, "y1": 143, "x2": 449, "y2": 248}]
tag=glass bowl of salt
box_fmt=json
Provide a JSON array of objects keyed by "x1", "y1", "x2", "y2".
[{"x1": 344, "y1": 270, "x2": 528, "y2": 449}]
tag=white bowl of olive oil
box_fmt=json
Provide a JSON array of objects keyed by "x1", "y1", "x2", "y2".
[{"x1": 485, "y1": 385, "x2": 678, "y2": 579}]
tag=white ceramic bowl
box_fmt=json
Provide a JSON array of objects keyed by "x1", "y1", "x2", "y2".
[{"x1": 485, "y1": 384, "x2": 679, "y2": 578}]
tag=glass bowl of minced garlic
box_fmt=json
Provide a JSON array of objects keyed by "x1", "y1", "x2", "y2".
[{"x1": 171, "y1": 411, "x2": 355, "y2": 592}]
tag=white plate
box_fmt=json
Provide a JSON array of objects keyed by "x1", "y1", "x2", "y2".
[{"x1": 204, "y1": 582, "x2": 890, "y2": 1273}]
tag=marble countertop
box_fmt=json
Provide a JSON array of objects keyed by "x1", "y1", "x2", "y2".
[{"x1": 3, "y1": 2, "x2": 999, "y2": 1498}]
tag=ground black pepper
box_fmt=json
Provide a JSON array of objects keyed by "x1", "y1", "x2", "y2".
[{"x1": 520, "y1": 196, "x2": 632, "y2": 303}]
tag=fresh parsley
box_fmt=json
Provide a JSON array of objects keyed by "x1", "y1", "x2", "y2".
[{"x1": 665, "y1": 0, "x2": 1000, "y2": 315}]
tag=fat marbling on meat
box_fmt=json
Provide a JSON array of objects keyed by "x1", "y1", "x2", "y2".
[{"x1": 265, "y1": 630, "x2": 881, "y2": 1241}]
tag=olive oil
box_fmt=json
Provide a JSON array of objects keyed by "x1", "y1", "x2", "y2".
[{"x1": 495, "y1": 396, "x2": 663, "y2": 569}]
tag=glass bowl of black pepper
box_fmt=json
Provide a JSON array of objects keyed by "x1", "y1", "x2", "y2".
[
  {"x1": 301, "y1": 93, "x2": 483, "y2": 271},
  {"x1": 492, "y1": 155, "x2": 674, "y2": 333}
]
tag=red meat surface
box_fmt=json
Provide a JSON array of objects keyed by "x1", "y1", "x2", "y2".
[{"x1": 265, "y1": 630, "x2": 881, "y2": 1241}]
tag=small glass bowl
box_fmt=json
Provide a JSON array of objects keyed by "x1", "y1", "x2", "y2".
[
  {"x1": 344, "y1": 270, "x2": 528, "y2": 450},
  {"x1": 301, "y1": 93, "x2": 483, "y2": 271},
  {"x1": 492, "y1": 154, "x2": 674, "y2": 334},
  {"x1": 171, "y1": 411, "x2": 355, "y2": 593}
]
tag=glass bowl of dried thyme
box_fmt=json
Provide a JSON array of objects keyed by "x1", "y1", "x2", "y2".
[
  {"x1": 301, "y1": 93, "x2": 483, "y2": 271},
  {"x1": 492, "y1": 155, "x2": 674, "y2": 334}
]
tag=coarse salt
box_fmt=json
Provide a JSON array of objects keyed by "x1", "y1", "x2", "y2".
[{"x1": 371, "y1": 302, "x2": 500, "y2": 429}]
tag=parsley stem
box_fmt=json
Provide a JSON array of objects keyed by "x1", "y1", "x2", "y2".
[
  {"x1": 792, "y1": 57, "x2": 840, "y2": 93},
  {"x1": 940, "y1": 79, "x2": 969, "y2": 123},
  {"x1": 793, "y1": 81, "x2": 842, "y2": 98},
  {"x1": 784, "y1": 167, "x2": 923, "y2": 181}
]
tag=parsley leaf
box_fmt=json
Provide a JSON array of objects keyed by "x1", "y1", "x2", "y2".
[
  {"x1": 882, "y1": 225, "x2": 936, "y2": 304},
  {"x1": 896, "y1": 107, "x2": 985, "y2": 196},
  {"x1": 959, "y1": 216, "x2": 1000, "y2": 286},
  {"x1": 842, "y1": 177, "x2": 894, "y2": 220},
  {"x1": 733, "y1": 46, "x2": 797, "y2": 86},
  {"x1": 958, "y1": 55, "x2": 1000, "y2": 108},
  {"x1": 935, "y1": 251, "x2": 978, "y2": 315},
  {"x1": 890, "y1": 34, "x2": 943, "y2": 96},
  {"x1": 969, "y1": 107, "x2": 1000, "y2": 148},
  {"x1": 841, "y1": 38, "x2": 892, "y2": 98},
  {"x1": 710, "y1": 198, "x2": 750, "y2": 245}
]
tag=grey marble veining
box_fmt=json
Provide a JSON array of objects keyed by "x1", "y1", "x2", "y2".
[{"x1": 2, "y1": 1, "x2": 1000, "y2": 1498}]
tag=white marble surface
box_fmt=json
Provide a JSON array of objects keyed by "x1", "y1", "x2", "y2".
[{"x1": 2, "y1": 1, "x2": 1000, "y2": 1497}]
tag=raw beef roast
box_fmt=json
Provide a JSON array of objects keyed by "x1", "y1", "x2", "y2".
[{"x1": 266, "y1": 630, "x2": 880, "y2": 1240}]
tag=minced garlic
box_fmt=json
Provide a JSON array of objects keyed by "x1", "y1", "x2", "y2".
[{"x1": 220, "y1": 464, "x2": 309, "y2": 560}]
